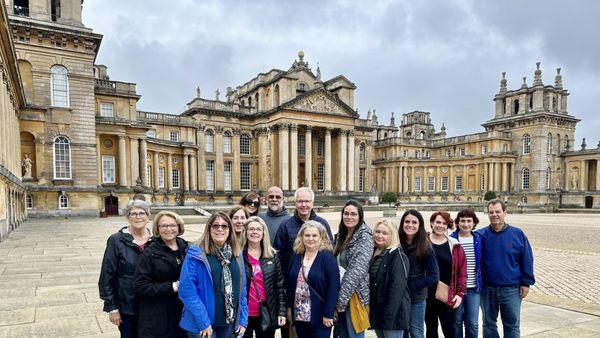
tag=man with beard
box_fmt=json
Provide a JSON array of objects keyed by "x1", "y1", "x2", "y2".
[{"x1": 259, "y1": 186, "x2": 291, "y2": 245}]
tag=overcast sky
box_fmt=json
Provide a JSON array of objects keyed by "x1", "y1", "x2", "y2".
[{"x1": 83, "y1": 0, "x2": 600, "y2": 147}]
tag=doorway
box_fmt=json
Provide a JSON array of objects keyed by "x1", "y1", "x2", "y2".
[
  {"x1": 585, "y1": 196, "x2": 593, "y2": 209},
  {"x1": 105, "y1": 196, "x2": 119, "y2": 215}
]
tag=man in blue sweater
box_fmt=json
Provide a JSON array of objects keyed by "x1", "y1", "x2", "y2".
[{"x1": 479, "y1": 199, "x2": 535, "y2": 338}]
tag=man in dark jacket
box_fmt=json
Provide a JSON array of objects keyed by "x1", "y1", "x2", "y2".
[{"x1": 259, "y1": 186, "x2": 291, "y2": 245}]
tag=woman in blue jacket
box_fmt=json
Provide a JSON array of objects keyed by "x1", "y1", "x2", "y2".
[
  {"x1": 179, "y1": 211, "x2": 248, "y2": 338},
  {"x1": 286, "y1": 220, "x2": 340, "y2": 338},
  {"x1": 450, "y1": 209, "x2": 482, "y2": 338}
]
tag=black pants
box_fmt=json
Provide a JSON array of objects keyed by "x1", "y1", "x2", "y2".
[
  {"x1": 294, "y1": 321, "x2": 331, "y2": 338},
  {"x1": 425, "y1": 297, "x2": 456, "y2": 338},
  {"x1": 280, "y1": 321, "x2": 291, "y2": 338},
  {"x1": 119, "y1": 313, "x2": 139, "y2": 338},
  {"x1": 243, "y1": 316, "x2": 276, "y2": 338}
]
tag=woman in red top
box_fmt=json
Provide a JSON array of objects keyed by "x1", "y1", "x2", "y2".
[{"x1": 425, "y1": 211, "x2": 467, "y2": 338}]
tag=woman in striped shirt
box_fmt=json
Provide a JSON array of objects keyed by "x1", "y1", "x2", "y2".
[{"x1": 450, "y1": 209, "x2": 482, "y2": 338}]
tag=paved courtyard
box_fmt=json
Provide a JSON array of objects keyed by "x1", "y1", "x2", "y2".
[{"x1": 0, "y1": 211, "x2": 599, "y2": 337}]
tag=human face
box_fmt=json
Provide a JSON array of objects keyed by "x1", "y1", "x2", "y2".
[
  {"x1": 458, "y1": 217, "x2": 475, "y2": 234},
  {"x1": 373, "y1": 224, "x2": 391, "y2": 250},
  {"x1": 403, "y1": 214, "x2": 420, "y2": 241},
  {"x1": 295, "y1": 190, "x2": 313, "y2": 219},
  {"x1": 488, "y1": 203, "x2": 506, "y2": 229},
  {"x1": 266, "y1": 187, "x2": 284, "y2": 212},
  {"x1": 157, "y1": 215, "x2": 179, "y2": 242},
  {"x1": 430, "y1": 215, "x2": 448, "y2": 236},
  {"x1": 243, "y1": 198, "x2": 260, "y2": 215},
  {"x1": 231, "y1": 209, "x2": 247, "y2": 234},
  {"x1": 246, "y1": 221, "x2": 263, "y2": 245},
  {"x1": 209, "y1": 216, "x2": 230, "y2": 247},
  {"x1": 302, "y1": 227, "x2": 322, "y2": 252},
  {"x1": 342, "y1": 205, "x2": 360, "y2": 229},
  {"x1": 128, "y1": 207, "x2": 149, "y2": 229}
]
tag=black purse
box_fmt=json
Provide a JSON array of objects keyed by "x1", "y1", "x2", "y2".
[{"x1": 251, "y1": 274, "x2": 272, "y2": 331}]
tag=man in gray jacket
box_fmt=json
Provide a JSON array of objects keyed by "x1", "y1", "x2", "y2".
[{"x1": 259, "y1": 186, "x2": 291, "y2": 245}]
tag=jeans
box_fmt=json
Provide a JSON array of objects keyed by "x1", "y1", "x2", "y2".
[
  {"x1": 294, "y1": 321, "x2": 331, "y2": 338},
  {"x1": 404, "y1": 299, "x2": 426, "y2": 338},
  {"x1": 375, "y1": 329, "x2": 405, "y2": 338},
  {"x1": 425, "y1": 297, "x2": 456, "y2": 338},
  {"x1": 335, "y1": 307, "x2": 365, "y2": 338},
  {"x1": 481, "y1": 286, "x2": 521, "y2": 338},
  {"x1": 455, "y1": 288, "x2": 480, "y2": 338},
  {"x1": 243, "y1": 316, "x2": 276, "y2": 338},
  {"x1": 187, "y1": 324, "x2": 235, "y2": 338},
  {"x1": 118, "y1": 313, "x2": 139, "y2": 338}
]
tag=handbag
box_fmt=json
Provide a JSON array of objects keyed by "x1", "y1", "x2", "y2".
[
  {"x1": 251, "y1": 274, "x2": 272, "y2": 331},
  {"x1": 349, "y1": 292, "x2": 370, "y2": 333},
  {"x1": 435, "y1": 281, "x2": 450, "y2": 305}
]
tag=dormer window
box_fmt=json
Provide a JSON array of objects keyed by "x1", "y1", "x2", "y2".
[
  {"x1": 14, "y1": 0, "x2": 29, "y2": 16},
  {"x1": 297, "y1": 82, "x2": 308, "y2": 92}
]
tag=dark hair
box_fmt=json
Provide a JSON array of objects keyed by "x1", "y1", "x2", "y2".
[
  {"x1": 334, "y1": 200, "x2": 365, "y2": 256},
  {"x1": 399, "y1": 209, "x2": 431, "y2": 261},
  {"x1": 239, "y1": 192, "x2": 260, "y2": 216},
  {"x1": 487, "y1": 198, "x2": 506, "y2": 212},
  {"x1": 430, "y1": 210, "x2": 455, "y2": 230},
  {"x1": 454, "y1": 208, "x2": 480, "y2": 229}
]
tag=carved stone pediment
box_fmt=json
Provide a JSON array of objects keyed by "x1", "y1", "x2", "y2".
[{"x1": 290, "y1": 92, "x2": 351, "y2": 116}]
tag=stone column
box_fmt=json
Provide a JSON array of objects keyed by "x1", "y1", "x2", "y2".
[
  {"x1": 183, "y1": 154, "x2": 190, "y2": 191},
  {"x1": 190, "y1": 155, "x2": 197, "y2": 191},
  {"x1": 118, "y1": 136, "x2": 128, "y2": 186},
  {"x1": 130, "y1": 136, "x2": 140, "y2": 185},
  {"x1": 502, "y1": 162, "x2": 509, "y2": 192},
  {"x1": 197, "y1": 127, "x2": 205, "y2": 190},
  {"x1": 232, "y1": 129, "x2": 241, "y2": 191},
  {"x1": 596, "y1": 160, "x2": 600, "y2": 191},
  {"x1": 580, "y1": 160, "x2": 587, "y2": 191},
  {"x1": 509, "y1": 163, "x2": 515, "y2": 192},
  {"x1": 167, "y1": 153, "x2": 173, "y2": 189},
  {"x1": 304, "y1": 127, "x2": 312, "y2": 189},
  {"x1": 449, "y1": 166, "x2": 454, "y2": 192},
  {"x1": 35, "y1": 137, "x2": 46, "y2": 184},
  {"x1": 325, "y1": 128, "x2": 332, "y2": 192},
  {"x1": 215, "y1": 127, "x2": 224, "y2": 190},
  {"x1": 290, "y1": 124, "x2": 299, "y2": 190},
  {"x1": 257, "y1": 128, "x2": 269, "y2": 190},
  {"x1": 153, "y1": 152, "x2": 160, "y2": 189},
  {"x1": 140, "y1": 139, "x2": 149, "y2": 187},
  {"x1": 475, "y1": 163, "x2": 480, "y2": 192},
  {"x1": 338, "y1": 130, "x2": 348, "y2": 192},
  {"x1": 494, "y1": 162, "x2": 501, "y2": 192},
  {"x1": 487, "y1": 163, "x2": 493, "y2": 191},
  {"x1": 279, "y1": 124, "x2": 289, "y2": 190},
  {"x1": 398, "y1": 166, "x2": 403, "y2": 193},
  {"x1": 347, "y1": 131, "x2": 355, "y2": 192}
]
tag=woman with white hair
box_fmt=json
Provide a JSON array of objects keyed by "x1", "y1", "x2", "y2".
[{"x1": 99, "y1": 199, "x2": 152, "y2": 338}]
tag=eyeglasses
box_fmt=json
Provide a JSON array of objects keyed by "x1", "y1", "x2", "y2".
[
  {"x1": 159, "y1": 224, "x2": 178, "y2": 230},
  {"x1": 244, "y1": 200, "x2": 260, "y2": 208},
  {"x1": 296, "y1": 199, "x2": 312, "y2": 205},
  {"x1": 247, "y1": 227, "x2": 263, "y2": 233},
  {"x1": 343, "y1": 212, "x2": 359, "y2": 218},
  {"x1": 268, "y1": 194, "x2": 283, "y2": 200},
  {"x1": 129, "y1": 212, "x2": 147, "y2": 218},
  {"x1": 211, "y1": 223, "x2": 230, "y2": 230}
]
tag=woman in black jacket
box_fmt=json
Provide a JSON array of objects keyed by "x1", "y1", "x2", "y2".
[
  {"x1": 134, "y1": 211, "x2": 188, "y2": 338},
  {"x1": 242, "y1": 216, "x2": 286, "y2": 338},
  {"x1": 99, "y1": 199, "x2": 152, "y2": 338},
  {"x1": 369, "y1": 219, "x2": 411, "y2": 338}
]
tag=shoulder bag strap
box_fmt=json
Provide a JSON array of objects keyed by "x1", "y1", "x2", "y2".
[{"x1": 301, "y1": 264, "x2": 325, "y2": 303}]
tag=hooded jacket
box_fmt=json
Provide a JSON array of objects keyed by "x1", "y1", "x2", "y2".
[
  {"x1": 450, "y1": 229, "x2": 482, "y2": 292},
  {"x1": 259, "y1": 207, "x2": 291, "y2": 245}
]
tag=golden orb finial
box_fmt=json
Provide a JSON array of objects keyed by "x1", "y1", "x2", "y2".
[{"x1": 298, "y1": 50, "x2": 305, "y2": 60}]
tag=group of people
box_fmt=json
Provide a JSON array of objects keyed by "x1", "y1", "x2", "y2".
[{"x1": 99, "y1": 187, "x2": 535, "y2": 338}]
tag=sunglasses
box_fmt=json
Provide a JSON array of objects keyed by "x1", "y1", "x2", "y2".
[
  {"x1": 244, "y1": 200, "x2": 260, "y2": 208},
  {"x1": 211, "y1": 223, "x2": 230, "y2": 230}
]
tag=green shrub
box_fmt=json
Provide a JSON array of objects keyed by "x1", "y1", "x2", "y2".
[
  {"x1": 381, "y1": 192, "x2": 397, "y2": 207},
  {"x1": 484, "y1": 191, "x2": 497, "y2": 201}
]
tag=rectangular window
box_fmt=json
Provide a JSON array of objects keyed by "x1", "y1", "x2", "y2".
[
  {"x1": 415, "y1": 150, "x2": 420, "y2": 158},
  {"x1": 172, "y1": 168, "x2": 180, "y2": 188},
  {"x1": 100, "y1": 102, "x2": 114, "y2": 117},
  {"x1": 403, "y1": 150, "x2": 408, "y2": 158},
  {"x1": 147, "y1": 166, "x2": 152, "y2": 186},
  {"x1": 428, "y1": 176, "x2": 435, "y2": 191},
  {"x1": 480, "y1": 174, "x2": 485, "y2": 190},
  {"x1": 223, "y1": 134, "x2": 232, "y2": 154},
  {"x1": 206, "y1": 160, "x2": 214, "y2": 190},
  {"x1": 224, "y1": 161, "x2": 232, "y2": 191},
  {"x1": 455, "y1": 176, "x2": 463, "y2": 191},
  {"x1": 317, "y1": 163, "x2": 324, "y2": 190},
  {"x1": 299, "y1": 134, "x2": 306, "y2": 156},
  {"x1": 414, "y1": 177, "x2": 422, "y2": 192},
  {"x1": 481, "y1": 144, "x2": 488, "y2": 154},
  {"x1": 205, "y1": 133, "x2": 214, "y2": 152},
  {"x1": 317, "y1": 139, "x2": 324, "y2": 156},
  {"x1": 26, "y1": 194, "x2": 33, "y2": 209},
  {"x1": 240, "y1": 135, "x2": 251, "y2": 155},
  {"x1": 441, "y1": 176, "x2": 449, "y2": 191},
  {"x1": 359, "y1": 168, "x2": 365, "y2": 192},
  {"x1": 425, "y1": 151, "x2": 430, "y2": 158},
  {"x1": 102, "y1": 155, "x2": 116, "y2": 183},
  {"x1": 170, "y1": 131, "x2": 179, "y2": 142},
  {"x1": 445, "y1": 149, "x2": 451, "y2": 157},
  {"x1": 240, "y1": 162, "x2": 251, "y2": 190},
  {"x1": 158, "y1": 167, "x2": 165, "y2": 188},
  {"x1": 460, "y1": 148, "x2": 466, "y2": 156}
]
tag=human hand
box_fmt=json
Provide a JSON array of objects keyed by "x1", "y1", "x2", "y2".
[
  {"x1": 200, "y1": 325, "x2": 213, "y2": 337},
  {"x1": 236, "y1": 326, "x2": 246, "y2": 336},
  {"x1": 278, "y1": 315, "x2": 286, "y2": 326},
  {"x1": 108, "y1": 311, "x2": 121, "y2": 326},
  {"x1": 520, "y1": 286, "x2": 530, "y2": 299},
  {"x1": 323, "y1": 317, "x2": 334, "y2": 327},
  {"x1": 451, "y1": 295, "x2": 463, "y2": 309}
]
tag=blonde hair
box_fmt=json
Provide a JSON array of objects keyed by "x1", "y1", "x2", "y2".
[
  {"x1": 229, "y1": 205, "x2": 249, "y2": 247},
  {"x1": 293, "y1": 220, "x2": 333, "y2": 254},
  {"x1": 373, "y1": 219, "x2": 399, "y2": 249},
  {"x1": 243, "y1": 216, "x2": 277, "y2": 258},
  {"x1": 152, "y1": 211, "x2": 185, "y2": 237},
  {"x1": 196, "y1": 211, "x2": 241, "y2": 256}
]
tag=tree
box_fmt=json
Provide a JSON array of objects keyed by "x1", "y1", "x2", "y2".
[
  {"x1": 380, "y1": 192, "x2": 397, "y2": 207},
  {"x1": 484, "y1": 191, "x2": 497, "y2": 201}
]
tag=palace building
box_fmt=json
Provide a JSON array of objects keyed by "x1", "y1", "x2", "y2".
[{"x1": 0, "y1": 0, "x2": 598, "y2": 234}]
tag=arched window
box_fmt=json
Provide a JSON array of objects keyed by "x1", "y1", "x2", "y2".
[
  {"x1": 223, "y1": 131, "x2": 232, "y2": 154},
  {"x1": 564, "y1": 135, "x2": 569, "y2": 151},
  {"x1": 419, "y1": 130, "x2": 426, "y2": 139},
  {"x1": 51, "y1": 65, "x2": 69, "y2": 107},
  {"x1": 522, "y1": 134, "x2": 531, "y2": 154},
  {"x1": 522, "y1": 168, "x2": 530, "y2": 190},
  {"x1": 546, "y1": 167, "x2": 551, "y2": 189},
  {"x1": 297, "y1": 82, "x2": 307, "y2": 91},
  {"x1": 513, "y1": 99, "x2": 520, "y2": 114},
  {"x1": 204, "y1": 130, "x2": 214, "y2": 152},
  {"x1": 26, "y1": 194, "x2": 33, "y2": 209},
  {"x1": 529, "y1": 95, "x2": 533, "y2": 110},
  {"x1": 274, "y1": 85, "x2": 280, "y2": 106},
  {"x1": 53, "y1": 136, "x2": 72, "y2": 179},
  {"x1": 547, "y1": 133, "x2": 553, "y2": 154},
  {"x1": 255, "y1": 93, "x2": 259, "y2": 110},
  {"x1": 59, "y1": 194, "x2": 69, "y2": 209},
  {"x1": 552, "y1": 97, "x2": 557, "y2": 111},
  {"x1": 248, "y1": 96, "x2": 252, "y2": 108},
  {"x1": 240, "y1": 134, "x2": 251, "y2": 155},
  {"x1": 521, "y1": 196, "x2": 528, "y2": 204},
  {"x1": 359, "y1": 143, "x2": 366, "y2": 162}
]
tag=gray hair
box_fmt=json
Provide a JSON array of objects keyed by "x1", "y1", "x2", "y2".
[
  {"x1": 125, "y1": 199, "x2": 151, "y2": 217},
  {"x1": 294, "y1": 187, "x2": 315, "y2": 202}
]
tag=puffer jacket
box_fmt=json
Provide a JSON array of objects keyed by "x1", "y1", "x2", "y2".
[
  {"x1": 134, "y1": 237, "x2": 188, "y2": 338},
  {"x1": 98, "y1": 226, "x2": 150, "y2": 315},
  {"x1": 450, "y1": 229, "x2": 482, "y2": 292},
  {"x1": 335, "y1": 223, "x2": 374, "y2": 311},
  {"x1": 243, "y1": 248, "x2": 286, "y2": 330},
  {"x1": 446, "y1": 236, "x2": 467, "y2": 306}
]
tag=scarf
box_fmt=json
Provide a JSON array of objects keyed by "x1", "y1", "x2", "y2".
[{"x1": 215, "y1": 243, "x2": 235, "y2": 324}]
